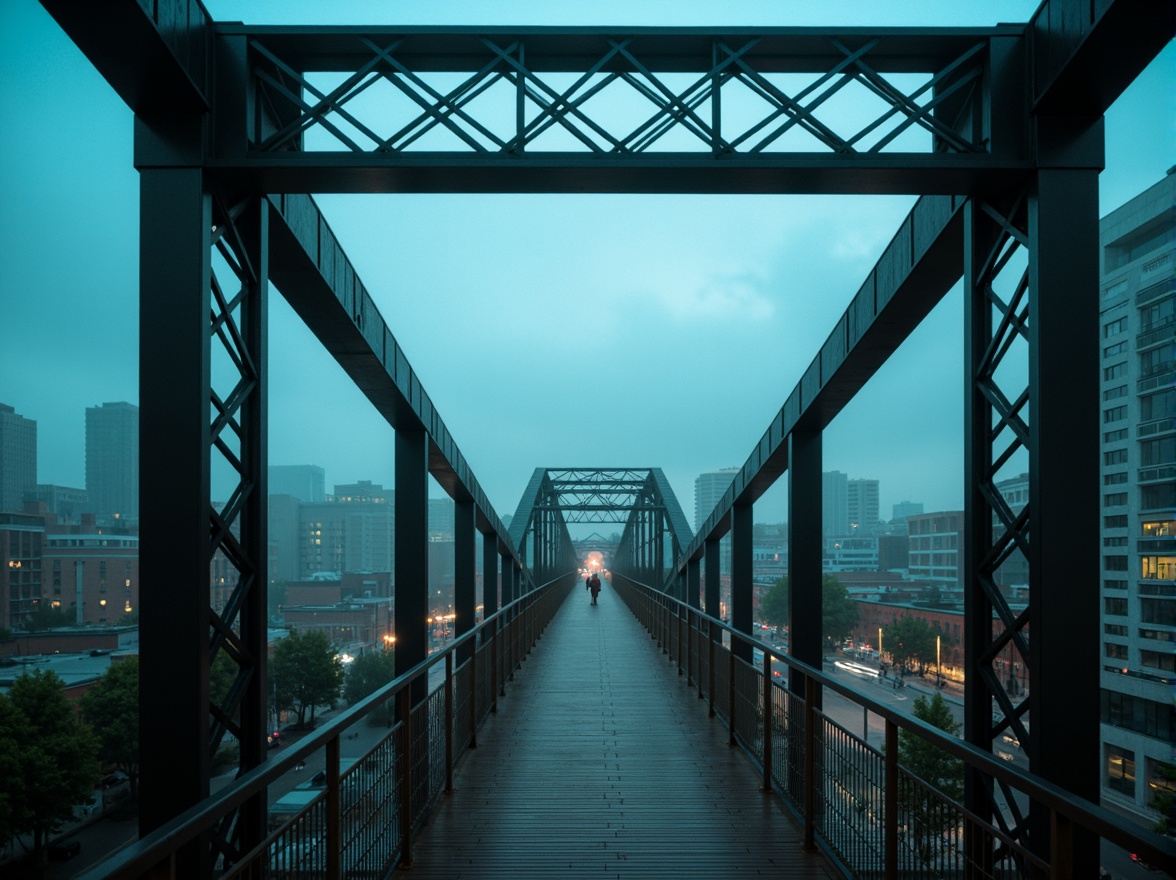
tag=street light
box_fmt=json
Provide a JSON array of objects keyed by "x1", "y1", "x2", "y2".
[{"x1": 878, "y1": 627, "x2": 883, "y2": 661}]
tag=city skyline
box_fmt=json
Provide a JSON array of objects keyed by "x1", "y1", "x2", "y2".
[{"x1": 1, "y1": 0, "x2": 1172, "y2": 536}]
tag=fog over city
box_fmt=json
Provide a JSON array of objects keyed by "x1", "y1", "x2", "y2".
[{"x1": 1, "y1": 0, "x2": 1172, "y2": 529}]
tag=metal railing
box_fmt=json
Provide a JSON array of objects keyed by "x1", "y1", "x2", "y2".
[
  {"x1": 611, "y1": 573, "x2": 1176, "y2": 879},
  {"x1": 76, "y1": 572, "x2": 578, "y2": 880}
]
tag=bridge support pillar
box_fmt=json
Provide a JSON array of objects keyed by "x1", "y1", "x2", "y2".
[
  {"x1": 731, "y1": 502, "x2": 754, "y2": 664},
  {"x1": 395, "y1": 427, "x2": 430, "y2": 709}
]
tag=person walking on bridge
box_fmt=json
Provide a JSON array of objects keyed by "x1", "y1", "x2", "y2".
[{"x1": 588, "y1": 571, "x2": 601, "y2": 605}]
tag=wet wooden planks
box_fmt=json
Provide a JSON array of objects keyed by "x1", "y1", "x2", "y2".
[{"x1": 399, "y1": 585, "x2": 836, "y2": 879}]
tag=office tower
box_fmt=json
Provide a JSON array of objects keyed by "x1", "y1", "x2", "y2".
[
  {"x1": 847, "y1": 478, "x2": 880, "y2": 532},
  {"x1": 822, "y1": 470, "x2": 849, "y2": 537},
  {"x1": 0, "y1": 404, "x2": 37, "y2": 513},
  {"x1": 86, "y1": 402, "x2": 139, "y2": 522},
  {"x1": 694, "y1": 468, "x2": 738, "y2": 531},
  {"x1": 1097, "y1": 170, "x2": 1175, "y2": 818},
  {"x1": 269, "y1": 464, "x2": 326, "y2": 503},
  {"x1": 892, "y1": 501, "x2": 924, "y2": 523}
]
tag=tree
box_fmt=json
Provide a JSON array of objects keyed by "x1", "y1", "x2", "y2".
[
  {"x1": 343, "y1": 649, "x2": 397, "y2": 726},
  {"x1": 1, "y1": 670, "x2": 100, "y2": 868},
  {"x1": 821, "y1": 576, "x2": 858, "y2": 645},
  {"x1": 882, "y1": 616, "x2": 947, "y2": 674},
  {"x1": 80, "y1": 659, "x2": 140, "y2": 798},
  {"x1": 757, "y1": 575, "x2": 857, "y2": 644},
  {"x1": 759, "y1": 578, "x2": 789, "y2": 629},
  {"x1": 897, "y1": 691, "x2": 964, "y2": 865},
  {"x1": 23, "y1": 606, "x2": 72, "y2": 632},
  {"x1": 271, "y1": 630, "x2": 344, "y2": 729}
]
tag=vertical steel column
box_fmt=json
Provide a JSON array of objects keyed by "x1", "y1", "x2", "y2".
[
  {"x1": 138, "y1": 165, "x2": 211, "y2": 857},
  {"x1": 687, "y1": 557, "x2": 701, "y2": 609},
  {"x1": 482, "y1": 534, "x2": 499, "y2": 631},
  {"x1": 454, "y1": 498, "x2": 475, "y2": 665},
  {"x1": 1027, "y1": 145, "x2": 1101, "y2": 864},
  {"x1": 395, "y1": 427, "x2": 429, "y2": 708},
  {"x1": 788, "y1": 428, "x2": 823, "y2": 701},
  {"x1": 704, "y1": 536, "x2": 721, "y2": 620},
  {"x1": 731, "y1": 502, "x2": 753, "y2": 663}
]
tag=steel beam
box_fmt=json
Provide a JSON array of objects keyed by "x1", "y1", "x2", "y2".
[
  {"x1": 704, "y1": 535, "x2": 722, "y2": 620},
  {"x1": 787, "y1": 428, "x2": 822, "y2": 701},
  {"x1": 731, "y1": 503, "x2": 753, "y2": 663},
  {"x1": 455, "y1": 498, "x2": 476, "y2": 664},
  {"x1": 138, "y1": 166, "x2": 210, "y2": 867},
  {"x1": 395, "y1": 427, "x2": 429, "y2": 707}
]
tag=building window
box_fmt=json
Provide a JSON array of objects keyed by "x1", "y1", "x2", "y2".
[
  {"x1": 1104, "y1": 536, "x2": 1128, "y2": 547},
  {"x1": 1104, "y1": 579, "x2": 1128, "y2": 590},
  {"x1": 1105, "y1": 515, "x2": 1128, "y2": 529},
  {"x1": 1142, "y1": 520, "x2": 1176, "y2": 537},
  {"x1": 1140, "y1": 650, "x2": 1176, "y2": 673},
  {"x1": 1139, "y1": 295, "x2": 1176, "y2": 332},
  {"x1": 1104, "y1": 472, "x2": 1128, "y2": 486},
  {"x1": 1104, "y1": 624, "x2": 1129, "y2": 636},
  {"x1": 1104, "y1": 317, "x2": 1127, "y2": 338},
  {"x1": 1140, "y1": 597, "x2": 1176, "y2": 625},
  {"x1": 1104, "y1": 362, "x2": 1128, "y2": 381},
  {"x1": 1140, "y1": 437, "x2": 1176, "y2": 467},
  {"x1": 1140, "y1": 344, "x2": 1175, "y2": 379},
  {"x1": 1103, "y1": 385, "x2": 1129, "y2": 402},
  {"x1": 1105, "y1": 745, "x2": 1136, "y2": 796},
  {"x1": 1105, "y1": 556, "x2": 1128, "y2": 571},
  {"x1": 1141, "y1": 558, "x2": 1176, "y2": 582},
  {"x1": 1141, "y1": 388, "x2": 1175, "y2": 421},
  {"x1": 1139, "y1": 628, "x2": 1174, "y2": 642},
  {"x1": 1104, "y1": 342, "x2": 1127, "y2": 358},
  {"x1": 1104, "y1": 449, "x2": 1128, "y2": 466},
  {"x1": 1102, "y1": 691, "x2": 1175, "y2": 741},
  {"x1": 1142, "y1": 483, "x2": 1176, "y2": 511},
  {"x1": 1104, "y1": 642, "x2": 1128, "y2": 660},
  {"x1": 1105, "y1": 597, "x2": 1128, "y2": 616},
  {"x1": 1104, "y1": 428, "x2": 1129, "y2": 443},
  {"x1": 1104, "y1": 493, "x2": 1128, "y2": 507}
]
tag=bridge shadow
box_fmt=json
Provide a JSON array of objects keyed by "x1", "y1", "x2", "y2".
[{"x1": 402, "y1": 582, "x2": 835, "y2": 878}]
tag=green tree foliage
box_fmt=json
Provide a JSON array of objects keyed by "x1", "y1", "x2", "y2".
[
  {"x1": 1, "y1": 670, "x2": 100, "y2": 866},
  {"x1": 822, "y1": 576, "x2": 858, "y2": 645},
  {"x1": 272, "y1": 630, "x2": 344, "y2": 728},
  {"x1": 343, "y1": 649, "x2": 397, "y2": 726},
  {"x1": 757, "y1": 575, "x2": 858, "y2": 644},
  {"x1": 80, "y1": 659, "x2": 140, "y2": 797},
  {"x1": 23, "y1": 605, "x2": 73, "y2": 632},
  {"x1": 1150, "y1": 761, "x2": 1176, "y2": 836},
  {"x1": 897, "y1": 691, "x2": 964, "y2": 864},
  {"x1": 882, "y1": 616, "x2": 950, "y2": 674}
]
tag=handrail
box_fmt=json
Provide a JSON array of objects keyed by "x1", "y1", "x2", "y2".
[
  {"x1": 75, "y1": 572, "x2": 578, "y2": 880},
  {"x1": 612, "y1": 573, "x2": 1176, "y2": 873}
]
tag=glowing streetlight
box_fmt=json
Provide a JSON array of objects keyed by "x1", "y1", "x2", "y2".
[
  {"x1": 936, "y1": 634, "x2": 942, "y2": 687},
  {"x1": 878, "y1": 627, "x2": 883, "y2": 660}
]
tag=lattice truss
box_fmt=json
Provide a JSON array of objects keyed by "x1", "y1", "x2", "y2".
[
  {"x1": 208, "y1": 195, "x2": 265, "y2": 864},
  {"x1": 249, "y1": 34, "x2": 987, "y2": 155},
  {"x1": 545, "y1": 469, "x2": 659, "y2": 523},
  {"x1": 971, "y1": 192, "x2": 1033, "y2": 851}
]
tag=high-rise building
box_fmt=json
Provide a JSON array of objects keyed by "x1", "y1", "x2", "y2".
[
  {"x1": 1097, "y1": 170, "x2": 1175, "y2": 819},
  {"x1": 86, "y1": 402, "x2": 139, "y2": 523},
  {"x1": 891, "y1": 501, "x2": 924, "y2": 523},
  {"x1": 694, "y1": 468, "x2": 738, "y2": 531},
  {"x1": 0, "y1": 404, "x2": 37, "y2": 514},
  {"x1": 822, "y1": 470, "x2": 849, "y2": 537},
  {"x1": 847, "y1": 478, "x2": 880, "y2": 533},
  {"x1": 299, "y1": 482, "x2": 395, "y2": 578},
  {"x1": 270, "y1": 465, "x2": 326, "y2": 503},
  {"x1": 29, "y1": 484, "x2": 88, "y2": 524}
]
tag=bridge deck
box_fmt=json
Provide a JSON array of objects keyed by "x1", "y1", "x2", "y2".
[{"x1": 400, "y1": 583, "x2": 835, "y2": 879}]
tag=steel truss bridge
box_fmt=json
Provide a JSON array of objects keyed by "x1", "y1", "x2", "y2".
[{"x1": 36, "y1": 1, "x2": 1176, "y2": 878}]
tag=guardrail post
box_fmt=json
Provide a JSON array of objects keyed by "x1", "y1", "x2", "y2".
[
  {"x1": 728, "y1": 647, "x2": 737, "y2": 747},
  {"x1": 708, "y1": 622, "x2": 716, "y2": 717},
  {"x1": 398, "y1": 688, "x2": 414, "y2": 868},
  {"x1": 762, "y1": 651, "x2": 773, "y2": 792},
  {"x1": 469, "y1": 640, "x2": 479, "y2": 748},
  {"x1": 686, "y1": 608, "x2": 694, "y2": 686},
  {"x1": 804, "y1": 675, "x2": 817, "y2": 852},
  {"x1": 884, "y1": 718, "x2": 898, "y2": 878},
  {"x1": 326, "y1": 735, "x2": 341, "y2": 880},
  {"x1": 1049, "y1": 811, "x2": 1074, "y2": 880},
  {"x1": 444, "y1": 651, "x2": 454, "y2": 793}
]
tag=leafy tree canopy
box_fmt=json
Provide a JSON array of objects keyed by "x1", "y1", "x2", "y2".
[
  {"x1": 80, "y1": 658, "x2": 140, "y2": 793},
  {"x1": 757, "y1": 575, "x2": 858, "y2": 644},
  {"x1": 23, "y1": 606, "x2": 73, "y2": 632},
  {"x1": 343, "y1": 649, "x2": 397, "y2": 725},
  {"x1": 883, "y1": 616, "x2": 951, "y2": 673},
  {"x1": 271, "y1": 630, "x2": 344, "y2": 728},
  {"x1": 897, "y1": 691, "x2": 964, "y2": 864},
  {"x1": 2, "y1": 670, "x2": 100, "y2": 864}
]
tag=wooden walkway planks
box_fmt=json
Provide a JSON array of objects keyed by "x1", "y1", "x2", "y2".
[{"x1": 400, "y1": 583, "x2": 836, "y2": 879}]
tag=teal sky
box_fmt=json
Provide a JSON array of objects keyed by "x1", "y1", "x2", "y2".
[{"x1": 0, "y1": 1, "x2": 1172, "y2": 527}]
